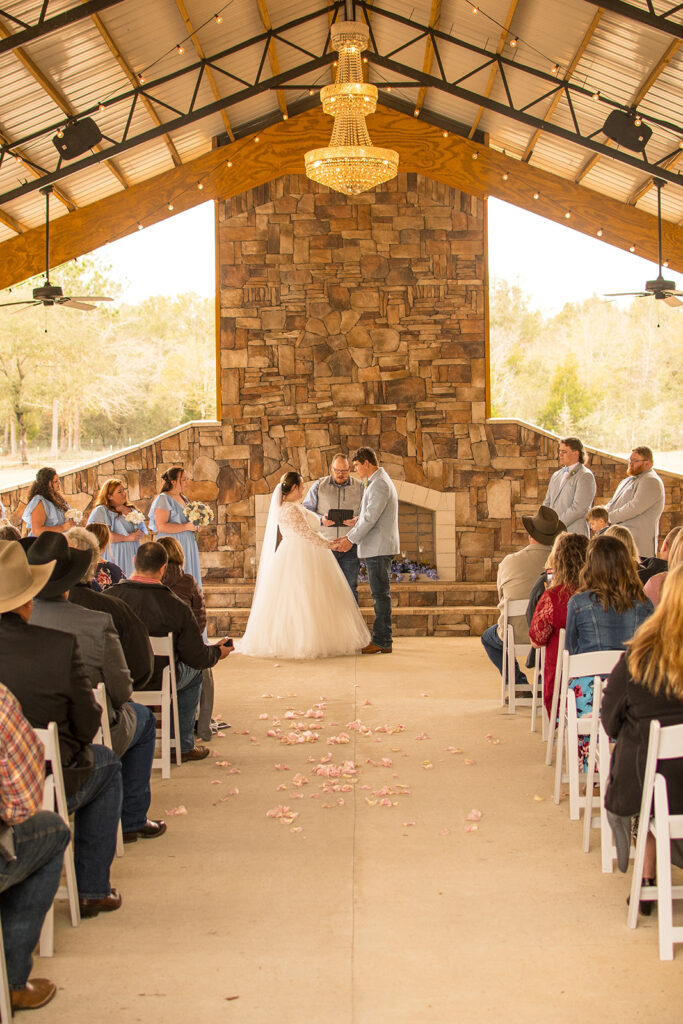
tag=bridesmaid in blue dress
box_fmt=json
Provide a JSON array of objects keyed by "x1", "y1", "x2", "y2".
[
  {"x1": 87, "y1": 477, "x2": 148, "y2": 578},
  {"x1": 149, "y1": 467, "x2": 202, "y2": 588},
  {"x1": 22, "y1": 467, "x2": 70, "y2": 536}
]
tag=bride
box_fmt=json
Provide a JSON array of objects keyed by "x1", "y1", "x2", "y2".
[{"x1": 236, "y1": 471, "x2": 370, "y2": 660}]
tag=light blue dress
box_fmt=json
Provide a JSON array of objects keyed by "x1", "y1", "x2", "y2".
[
  {"x1": 87, "y1": 505, "x2": 148, "y2": 578},
  {"x1": 149, "y1": 492, "x2": 202, "y2": 589},
  {"x1": 22, "y1": 495, "x2": 66, "y2": 536}
]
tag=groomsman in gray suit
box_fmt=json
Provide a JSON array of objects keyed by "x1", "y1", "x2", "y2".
[
  {"x1": 333, "y1": 447, "x2": 399, "y2": 654},
  {"x1": 606, "y1": 446, "x2": 665, "y2": 557},
  {"x1": 543, "y1": 436, "x2": 596, "y2": 536}
]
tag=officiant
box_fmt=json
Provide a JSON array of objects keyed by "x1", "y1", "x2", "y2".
[{"x1": 303, "y1": 454, "x2": 364, "y2": 602}]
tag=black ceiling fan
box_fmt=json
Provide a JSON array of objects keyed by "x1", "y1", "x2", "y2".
[
  {"x1": 0, "y1": 185, "x2": 113, "y2": 313},
  {"x1": 604, "y1": 178, "x2": 682, "y2": 308}
]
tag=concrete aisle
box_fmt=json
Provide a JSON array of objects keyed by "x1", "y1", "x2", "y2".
[{"x1": 46, "y1": 639, "x2": 680, "y2": 1023}]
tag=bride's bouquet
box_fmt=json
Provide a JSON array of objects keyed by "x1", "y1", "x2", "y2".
[
  {"x1": 64, "y1": 508, "x2": 83, "y2": 524},
  {"x1": 124, "y1": 509, "x2": 146, "y2": 526},
  {"x1": 184, "y1": 501, "x2": 214, "y2": 527}
]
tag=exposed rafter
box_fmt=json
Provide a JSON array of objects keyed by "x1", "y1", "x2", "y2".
[
  {"x1": 0, "y1": 15, "x2": 129, "y2": 193},
  {"x1": 255, "y1": 0, "x2": 289, "y2": 117},
  {"x1": 0, "y1": 128, "x2": 76, "y2": 214},
  {"x1": 0, "y1": 207, "x2": 24, "y2": 234},
  {"x1": 414, "y1": 0, "x2": 442, "y2": 116},
  {"x1": 574, "y1": 37, "x2": 682, "y2": 183},
  {"x1": 583, "y1": 0, "x2": 683, "y2": 40},
  {"x1": 468, "y1": 0, "x2": 519, "y2": 140},
  {"x1": 629, "y1": 148, "x2": 683, "y2": 206},
  {"x1": 522, "y1": 7, "x2": 604, "y2": 162},
  {"x1": 0, "y1": 0, "x2": 126, "y2": 55},
  {"x1": 174, "y1": 0, "x2": 235, "y2": 141},
  {"x1": 89, "y1": 7, "x2": 183, "y2": 168}
]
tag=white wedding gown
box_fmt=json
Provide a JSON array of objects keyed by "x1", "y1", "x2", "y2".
[{"x1": 236, "y1": 502, "x2": 370, "y2": 660}]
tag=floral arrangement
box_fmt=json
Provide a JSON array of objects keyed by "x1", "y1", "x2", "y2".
[
  {"x1": 358, "y1": 556, "x2": 438, "y2": 584},
  {"x1": 64, "y1": 508, "x2": 83, "y2": 524},
  {"x1": 124, "y1": 509, "x2": 146, "y2": 526},
  {"x1": 184, "y1": 501, "x2": 214, "y2": 527}
]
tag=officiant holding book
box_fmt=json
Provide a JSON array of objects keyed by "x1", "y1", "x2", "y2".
[{"x1": 303, "y1": 454, "x2": 364, "y2": 602}]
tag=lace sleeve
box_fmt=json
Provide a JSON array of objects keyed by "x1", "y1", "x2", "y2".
[
  {"x1": 529, "y1": 591, "x2": 555, "y2": 647},
  {"x1": 279, "y1": 503, "x2": 332, "y2": 548}
]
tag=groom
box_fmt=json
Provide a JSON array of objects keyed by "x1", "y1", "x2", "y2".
[{"x1": 333, "y1": 447, "x2": 399, "y2": 654}]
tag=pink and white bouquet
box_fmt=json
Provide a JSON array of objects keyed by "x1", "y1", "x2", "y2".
[
  {"x1": 124, "y1": 509, "x2": 146, "y2": 526},
  {"x1": 184, "y1": 501, "x2": 213, "y2": 527}
]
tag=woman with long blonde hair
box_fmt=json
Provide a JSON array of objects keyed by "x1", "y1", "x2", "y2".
[
  {"x1": 602, "y1": 564, "x2": 683, "y2": 896},
  {"x1": 86, "y1": 477, "x2": 147, "y2": 578}
]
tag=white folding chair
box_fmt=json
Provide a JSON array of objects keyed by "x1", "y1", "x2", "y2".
[
  {"x1": 553, "y1": 649, "x2": 623, "y2": 819},
  {"x1": 529, "y1": 645, "x2": 545, "y2": 736},
  {"x1": 628, "y1": 720, "x2": 683, "y2": 960},
  {"x1": 0, "y1": 913, "x2": 12, "y2": 1023},
  {"x1": 93, "y1": 685, "x2": 124, "y2": 858},
  {"x1": 544, "y1": 629, "x2": 566, "y2": 766},
  {"x1": 134, "y1": 634, "x2": 181, "y2": 779},
  {"x1": 581, "y1": 679, "x2": 631, "y2": 872},
  {"x1": 34, "y1": 723, "x2": 80, "y2": 958},
  {"x1": 500, "y1": 597, "x2": 532, "y2": 714}
]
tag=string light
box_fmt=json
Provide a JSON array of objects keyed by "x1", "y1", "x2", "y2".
[
  {"x1": 564, "y1": 211, "x2": 571, "y2": 219},
  {"x1": 198, "y1": 182, "x2": 204, "y2": 190},
  {"x1": 471, "y1": 151, "x2": 478, "y2": 159},
  {"x1": 592, "y1": 90, "x2": 600, "y2": 101},
  {"x1": 137, "y1": 223, "x2": 143, "y2": 230},
  {"x1": 386, "y1": 86, "x2": 392, "y2": 92},
  {"x1": 502, "y1": 171, "x2": 509, "y2": 180},
  {"x1": 596, "y1": 228, "x2": 603, "y2": 237},
  {"x1": 138, "y1": 74, "x2": 145, "y2": 84},
  {"x1": 414, "y1": 108, "x2": 420, "y2": 117},
  {"x1": 227, "y1": 160, "x2": 233, "y2": 167},
  {"x1": 215, "y1": 13, "x2": 222, "y2": 23},
  {"x1": 56, "y1": 128, "x2": 64, "y2": 138},
  {"x1": 282, "y1": 113, "x2": 288, "y2": 120},
  {"x1": 663, "y1": 259, "x2": 669, "y2": 268},
  {"x1": 551, "y1": 64, "x2": 560, "y2": 75},
  {"x1": 509, "y1": 37, "x2": 518, "y2": 47},
  {"x1": 98, "y1": 102, "x2": 105, "y2": 112},
  {"x1": 309, "y1": 89, "x2": 315, "y2": 96},
  {"x1": 533, "y1": 191, "x2": 539, "y2": 199},
  {"x1": 442, "y1": 130, "x2": 448, "y2": 138},
  {"x1": 176, "y1": 44, "x2": 184, "y2": 55},
  {"x1": 254, "y1": 136, "x2": 260, "y2": 143},
  {"x1": 633, "y1": 114, "x2": 642, "y2": 127},
  {"x1": 629, "y1": 244, "x2": 636, "y2": 252},
  {"x1": 363, "y1": 57, "x2": 368, "y2": 63},
  {"x1": 472, "y1": 5, "x2": 478, "y2": 11},
  {"x1": 167, "y1": 202, "x2": 174, "y2": 211}
]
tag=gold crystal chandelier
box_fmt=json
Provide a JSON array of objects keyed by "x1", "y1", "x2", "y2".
[{"x1": 304, "y1": 21, "x2": 399, "y2": 196}]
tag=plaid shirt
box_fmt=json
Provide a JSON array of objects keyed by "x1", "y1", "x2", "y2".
[{"x1": 0, "y1": 683, "x2": 45, "y2": 825}]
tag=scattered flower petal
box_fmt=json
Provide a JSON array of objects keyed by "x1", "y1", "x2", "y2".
[
  {"x1": 421, "y1": 761, "x2": 434, "y2": 770},
  {"x1": 533, "y1": 794, "x2": 545, "y2": 802},
  {"x1": 403, "y1": 821, "x2": 416, "y2": 827},
  {"x1": 215, "y1": 760, "x2": 230, "y2": 767},
  {"x1": 415, "y1": 731, "x2": 430, "y2": 741},
  {"x1": 225, "y1": 788, "x2": 239, "y2": 796},
  {"x1": 466, "y1": 809, "x2": 483, "y2": 821},
  {"x1": 290, "y1": 826, "x2": 302, "y2": 833},
  {"x1": 464, "y1": 824, "x2": 479, "y2": 833},
  {"x1": 277, "y1": 784, "x2": 287, "y2": 791},
  {"x1": 439, "y1": 828, "x2": 450, "y2": 836},
  {"x1": 420, "y1": 692, "x2": 429, "y2": 697},
  {"x1": 166, "y1": 805, "x2": 188, "y2": 816},
  {"x1": 210, "y1": 780, "x2": 222, "y2": 785},
  {"x1": 464, "y1": 758, "x2": 476, "y2": 766},
  {"x1": 292, "y1": 773, "x2": 308, "y2": 787},
  {"x1": 259, "y1": 713, "x2": 269, "y2": 720}
]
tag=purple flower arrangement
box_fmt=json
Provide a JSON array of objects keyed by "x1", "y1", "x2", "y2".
[{"x1": 358, "y1": 557, "x2": 438, "y2": 583}]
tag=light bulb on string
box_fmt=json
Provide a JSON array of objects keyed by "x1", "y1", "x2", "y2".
[
  {"x1": 215, "y1": 13, "x2": 222, "y2": 23},
  {"x1": 502, "y1": 171, "x2": 509, "y2": 181},
  {"x1": 533, "y1": 191, "x2": 539, "y2": 199},
  {"x1": 176, "y1": 44, "x2": 184, "y2": 55},
  {"x1": 198, "y1": 182, "x2": 204, "y2": 190},
  {"x1": 564, "y1": 211, "x2": 571, "y2": 219},
  {"x1": 509, "y1": 37, "x2": 518, "y2": 47},
  {"x1": 168, "y1": 202, "x2": 174, "y2": 211},
  {"x1": 629, "y1": 244, "x2": 635, "y2": 252},
  {"x1": 596, "y1": 228, "x2": 603, "y2": 237}
]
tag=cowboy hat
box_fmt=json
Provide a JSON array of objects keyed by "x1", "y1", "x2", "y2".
[
  {"x1": 0, "y1": 540, "x2": 56, "y2": 613},
  {"x1": 521, "y1": 505, "x2": 566, "y2": 545},
  {"x1": 26, "y1": 532, "x2": 91, "y2": 599}
]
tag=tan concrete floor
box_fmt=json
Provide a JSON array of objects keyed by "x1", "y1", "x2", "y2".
[{"x1": 43, "y1": 638, "x2": 681, "y2": 1023}]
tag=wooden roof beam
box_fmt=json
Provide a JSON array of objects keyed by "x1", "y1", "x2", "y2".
[
  {"x1": 0, "y1": 16, "x2": 129, "y2": 192},
  {"x1": 255, "y1": 0, "x2": 288, "y2": 118},
  {"x1": 468, "y1": 0, "x2": 519, "y2": 140},
  {"x1": 89, "y1": 8, "x2": 183, "y2": 168},
  {"x1": 174, "y1": 0, "x2": 235, "y2": 141},
  {"x1": 414, "y1": 0, "x2": 442, "y2": 115},
  {"x1": 0, "y1": 129, "x2": 76, "y2": 214},
  {"x1": 0, "y1": 105, "x2": 680, "y2": 292},
  {"x1": 522, "y1": 7, "x2": 604, "y2": 162},
  {"x1": 575, "y1": 38, "x2": 681, "y2": 184}
]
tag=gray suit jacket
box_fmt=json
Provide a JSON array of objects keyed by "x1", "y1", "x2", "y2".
[
  {"x1": 543, "y1": 463, "x2": 596, "y2": 536},
  {"x1": 30, "y1": 597, "x2": 135, "y2": 755},
  {"x1": 346, "y1": 468, "x2": 399, "y2": 558},
  {"x1": 606, "y1": 468, "x2": 665, "y2": 557}
]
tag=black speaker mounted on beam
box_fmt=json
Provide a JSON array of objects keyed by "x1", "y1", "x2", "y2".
[
  {"x1": 601, "y1": 110, "x2": 652, "y2": 152},
  {"x1": 52, "y1": 118, "x2": 103, "y2": 160}
]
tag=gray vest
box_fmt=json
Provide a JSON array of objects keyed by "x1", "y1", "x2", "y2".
[{"x1": 316, "y1": 477, "x2": 364, "y2": 540}]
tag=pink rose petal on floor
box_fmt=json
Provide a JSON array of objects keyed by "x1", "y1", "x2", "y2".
[
  {"x1": 421, "y1": 761, "x2": 434, "y2": 770},
  {"x1": 464, "y1": 758, "x2": 476, "y2": 766},
  {"x1": 277, "y1": 784, "x2": 287, "y2": 791},
  {"x1": 360, "y1": 784, "x2": 371, "y2": 790},
  {"x1": 226, "y1": 788, "x2": 239, "y2": 796},
  {"x1": 365, "y1": 797, "x2": 377, "y2": 806},
  {"x1": 533, "y1": 794, "x2": 545, "y2": 802},
  {"x1": 290, "y1": 826, "x2": 303, "y2": 833},
  {"x1": 379, "y1": 798, "x2": 393, "y2": 807},
  {"x1": 403, "y1": 821, "x2": 416, "y2": 827},
  {"x1": 261, "y1": 693, "x2": 274, "y2": 698},
  {"x1": 308, "y1": 793, "x2": 321, "y2": 799},
  {"x1": 259, "y1": 713, "x2": 269, "y2": 720},
  {"x1": 292, "y1": 773, "x2": 308, "y2": 787},
  {"x1": 290, "y1": 792, "x2": 304, "y2": 799},
  {"x1": 439, "y1": 828, "x2": 450, "y2": 836},
  {"x1": 215, "y1": 760, "x2": 230, "y2": 767},
  {"x1": 215, "y1": 732, "x2": 227, "y2": 739},
  {"x1": 363, "y1": 699, "x2": 372, "y2": 706},
  {"x1": 466, "y1": 809, "x2": 483, "y2": 821},
  {"x1": 464, "y1": 824, "x2": 479, "y2": 833},
  {"x1": 166, "y1": 805, "x2": 188, "y2": 815},
  {"x1": 227, "y1": 767, "x2": 240, "y2": 775},
  {"x1": 240, "y1": 730, "x2": 250, "y2": 736},
  {"x1": 416, "y1": 731, "x2": 430, "y2": 741},
  {"x1": 381, "y1": 758, "x2": 393, "y2": 767},
  {"x1": 445, "y1": 746, "x2": 460, "y2": 753},
  {"x1": 321, "y1": 803, "x2": 334, "y2": 809},
  {"x1": 420, "y1": 693, "x2": 429, "y2": 697},
  {"x1": 274, "y1": 763, "x2": 291, "y2": 772},
  {"x1": 337, "y1": 797, "x2": 345, "y2": 806},
  {"x1": 210, "y1": 780, "x2": 222, "y2": 785}
]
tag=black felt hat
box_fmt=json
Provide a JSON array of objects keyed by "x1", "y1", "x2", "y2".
[
  {"x1": 521, "y1": 505, "x2": 566, "y2": 545},
  {"x1": 26, "y1": 532, "x2": 91, "y2": 598}
]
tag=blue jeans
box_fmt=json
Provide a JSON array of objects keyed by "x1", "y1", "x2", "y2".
[
  {"x1": 175, "y1": 661, "x2": 203, "y2": 752},
  {"x1": 0, "y1": 811, "x2": 70, "y2": 988},
  {"x1": 334, "y1": 546, "x2": 360, "y2": 602},
  {"x1": 121, "y1": 703, "x2": 156, "y2": 831},
  {"x1": 66, "y1": 744, "x2": 122, "y2": 899},
  {"x1": 481, "y1": 625, "x2": 528, "y2": 687},
  {"x1": 365, "y1": 555, "x2": 393, "y2": 648}
]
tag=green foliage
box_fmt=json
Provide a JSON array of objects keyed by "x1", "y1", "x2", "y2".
[{"x1": 490, "y1": 280, "x2": 683, "y2": 451}]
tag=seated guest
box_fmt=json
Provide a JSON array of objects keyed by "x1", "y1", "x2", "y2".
[
  {"x1": 0, "y1": 523, "x2": 21, "y2": 541},
  {"x1": 113, "y1": 542, "x2": 232, "y2": 761},
  {"x1": 529, "y1": 532, "x2": 589, "y2": 716},
  {"x1": 27, "y1": 533, "x2": 165, "y2": 844},
  {"x1": 565, "y1": 535, "x2": 654, "y2": 767},
  {"x1": 481, "y1": 506, "x2": 566, "y2": 695},
  {"x1": 601, "y1": 564, "x2": 683, "y2": 900},
  {"x1": 67, "y1": 527, "x2": 154, "y2": 690},
  {"x1": 21, "y1": 467, "x2": 70, "y2": 537},
  {"x1": 644, "y1": 531, "x2": 683, "y2": 609},
  {"x1": 85, "y1": 521, "x2": 126, "y2": 589},
  {"x1": 639, "y1": 526, "x2": 682, "y2": 585},
  {"x1": 604, "y1": 524, "x2": 643, "y2": 571},
  {"x1": 586, "y1": 506, "x2": 609, "y2": 537},
  {"x1": 0, "y1": 683, "x2": 70, "y2": 1012},
  {"x1": 0, "y1": 540, "x2": 123, "y2": 917}
]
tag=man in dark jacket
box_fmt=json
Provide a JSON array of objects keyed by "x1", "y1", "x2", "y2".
[
  {"x1": 0, "y1": 540, "x2": 123, "y2": 918},
  {"x1": 113, "y1": 541, "x2": 232, "y2": 762}
]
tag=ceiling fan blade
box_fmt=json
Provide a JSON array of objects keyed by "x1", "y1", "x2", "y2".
[
  {"x1": 10, "y1": 302, "x2": 40, "y2": 314},
  {"x1": 60, "y1": 299, "x2": 96, "y2": 311},
  {"x1": 66, "y1": 296, "x2": 113, "y2": 302},
  {"x1": 603, "y1": 291, "x2": 648, "y2": 298},
  {"x1": 0, "y1": 300, "x2": 37, "y2": 308},
  {"x1": 663, "y1": 295, "x2": 682, "y2": 307}
]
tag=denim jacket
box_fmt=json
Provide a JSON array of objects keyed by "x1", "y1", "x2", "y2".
[{"x1": 565, "y1": 590, "x2": 653, "y2": 655}]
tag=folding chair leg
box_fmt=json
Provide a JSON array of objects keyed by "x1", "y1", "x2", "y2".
[
  {"x1": 547, "y1": 675, "x2": 562, "y2": 768},
  {"x1": 39, "y1": 904, "x2": 54, "y2": 959},
  {"x1": 171, "y1": 682, "x2": 182, "y2": 767},
  {"x1": 654, "y1": 778, "x2": 674, "y2": 960},
  {"x1": 0, "y1": 916, "x2": 12, "y2": 1024},
  {"x1": 116, "y1": 822, "x2": 124, "y2": 858},
  {"x1": 628, "y1": 817, "x2": 651, "y2": 929},
  {"x1": 567, "y1": 708, "x2": 581, "y2": 821},
  {"x1": 599, "y1": 732, "x2": 615, "y2": 873}
]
